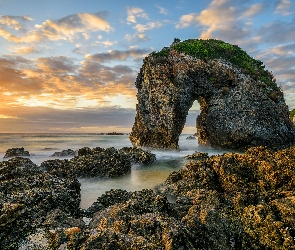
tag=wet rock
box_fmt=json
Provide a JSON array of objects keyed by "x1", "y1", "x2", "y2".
[
  {"x1": 119, "y1": 146, "x2": 156, "y2": 164},
  {"x1": 184, "y1": 151, "x2": 209, "y2": 160},
  {"x1": 0, "y1": 157, "x2": 81, "y2": 249},
  {"x1": 3, "y1": 147, "x2": 30, "y2": 158},
  {"x1": 157, "y1": 146, "x2": 295, "y2": 249},
  {"x1": 81, "y1": 189, "x2": 196, "y2": 250},
  {"x1": 51, "y1": 148, "x2": 76, "y2": 157},
  {"x1": 130, "y1": 39, "x2": 295, "y2": 150},
  {"x1": 42, "y1": 147, "x2": 132, "y2": 178},
  {"x1": 20, "y1": 209, "x2": 85, "y2": 250}
]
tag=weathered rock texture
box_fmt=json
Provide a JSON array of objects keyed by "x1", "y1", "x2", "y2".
[
  {"x1": 130, "y1": 39, "x2": 295, "y2": 150},
  {"x1": 0, "y1": 157, "x2": 81, "y2": 249}
]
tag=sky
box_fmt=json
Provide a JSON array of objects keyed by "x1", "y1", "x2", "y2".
[{"x1": 0, "y1": 0, "x2": 294, "y2": 133}]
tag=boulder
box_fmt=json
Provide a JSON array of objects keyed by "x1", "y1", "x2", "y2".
[
  {"x1": 51, "y1": 149, "x2": 76, "y2": 157},
  {"x1": 42, "y1": 146, "x2": 156, "y2": 178},
  {"x1": 3, "y1": 147, "x2": 30, "y2": 158},
  {"x1": 130, "y1": 39, "x2": 295, "y2": 150}
]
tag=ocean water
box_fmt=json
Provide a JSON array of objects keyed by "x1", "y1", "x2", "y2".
[{"x1": 0, "y1": 133, "x2": 228, "y2": 209}]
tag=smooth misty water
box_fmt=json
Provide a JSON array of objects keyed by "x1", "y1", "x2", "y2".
[{"x1": 0, "y1": 133, "x2": 228, "y2": 209}]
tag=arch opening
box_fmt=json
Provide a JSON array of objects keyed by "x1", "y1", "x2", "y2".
[{"x1": 182, "y1": 100, "x2": 200, "y2": 135}]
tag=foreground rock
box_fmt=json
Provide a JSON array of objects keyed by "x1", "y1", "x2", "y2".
[
  {"x1": 0, "y1": 157, "x2": 81, "y2": 249},
  {"x1": 130, "y1": 39, "x2": 295, "y2": 150},
  {"x1": 157, "y1": 146, "x2": 295, "y2": 249},
  {"x1": 3, "y1": 147, "x2": 30, "y2": 158},
  {"x1": 39, "y1": 146, "x2": 295, "y2": 249},
  {"x1": 3, "y1": 146, "x2": 295, "y2": 249},
  {"x1": 41, "y1": 146, "x2": 155, "y2": 178}
]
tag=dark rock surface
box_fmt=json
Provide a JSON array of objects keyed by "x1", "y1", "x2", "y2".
[
  {"x1": 130, "y1": 39, "x2": 295, "y2": 150},
  {"x1": 0, "y1": 157, "x2": 81, "y2": 249},
  {"x1": 156, "y1": 146, "x2": 295, "y2": 249},
  {"x1": 3, "y1": 147, "x2": 30, "y2": 158},
  {"x1": 42, "y1": 146, "x2": 155, "y2": 178},
  {"x1": 3, "y1": 146, "x2": 295, "y2": 249},
  {"x1": 119, "y1": 146, "x2": 156, "y2": 164},
  {"x1": 51, "y1": 148, "x2": 76, "y2": 157}
]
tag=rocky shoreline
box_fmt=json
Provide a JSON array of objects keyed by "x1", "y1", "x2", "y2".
[{"x1": 1, "y1": 146, "x2": 295, "y2": 249}]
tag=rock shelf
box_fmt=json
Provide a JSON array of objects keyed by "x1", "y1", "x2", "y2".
[{"x1": 2, "y1": 146, "x2": 295, "y2": 249}]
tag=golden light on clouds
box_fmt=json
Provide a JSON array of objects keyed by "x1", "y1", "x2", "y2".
[{"x1": 0, "y1": 1, "x2": 294, "y2": 133}]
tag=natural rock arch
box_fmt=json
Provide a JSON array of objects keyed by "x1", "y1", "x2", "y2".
[{"x1": 130, "y1": 39, "x2": 295, "y2": 150}]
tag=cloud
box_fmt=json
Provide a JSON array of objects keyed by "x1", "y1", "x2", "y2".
[
  {"x1": 0, "y1": 15, "x2": 32, "y2": 30},
  {"x1": 270, "y1": 43, "x2": 295, "y2": 55},
  {"x1": 13, "y1": 46, "x2": 38, "y2": 54},
  {"x1": 125, "y1": 33, "x2": 149, "y2": 42},
  {"x1": 126, "y1": 7, "x2": 149, "y2": 24},
  {"x1": 36, "y1": 56, "x2": 77, "y2": 74},
  {"x1": 92, "y1": 39, "x2": 116, "y2": 47},
  {"x1": 258, "y1": 18, "x2": 295, "y2": 44},
  {"x1": 0, "y1": 54, "x2": 138, "y2": 114},
  {"x1": 85, "y1": 48, "x2": 151, "y2": 62},
  {"x1": 0, "y1": 12, "x2": 113, "y2": 43},
  {"x1": 275, "y1": 0, "x2": 294, "y2": 16},
  {"x1": 241, "y1": 3, "x2": 265, "y2": 18},
  {"x1": 175, "y1": 13, "x2": 198, "y2": 29},
  {"x1": 155, "y1": 4, "x2": 168, "y2": 15},
  {"x1": 133, "y1": 21, "x2": 163, "y2": 33},
  {"x1": 175, "y1": 0, "x2": 266, "y2": 43},
  {"x1": 35, "y1": 12, "x2": 113, "y2": 42}
]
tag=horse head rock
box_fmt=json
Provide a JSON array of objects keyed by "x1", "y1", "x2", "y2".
[{"x1": 130, "y1": 39, "x2": 295, "y2": 150}]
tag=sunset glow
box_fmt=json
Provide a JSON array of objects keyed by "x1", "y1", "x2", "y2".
[{"x1": 0, "y1": 0, "x2": 294, "y2": 133}]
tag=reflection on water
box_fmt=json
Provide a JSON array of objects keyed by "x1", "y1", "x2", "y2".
[{"x1": 79, "y1": 159, "x2": 186, "y2": 209}]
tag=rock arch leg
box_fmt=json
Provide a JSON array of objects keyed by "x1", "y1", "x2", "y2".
[{"x1": 130, "y1": 81, "x2": 196, "y2": 149}]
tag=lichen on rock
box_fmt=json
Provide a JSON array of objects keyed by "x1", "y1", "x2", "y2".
[{"x1": 130, "y1": 39, "x2": 295, "y2": 150}]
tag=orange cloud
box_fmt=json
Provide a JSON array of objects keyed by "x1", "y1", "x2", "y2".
[
  {"x1": 35, "y1": 12, "x2": 113, "y2": 42},
  {"x1": 0, "y1": 53, "x2": 138, "y2": 113},
  {"x1": 0, "y1": 12, "x2": 113, "y2": 43}
]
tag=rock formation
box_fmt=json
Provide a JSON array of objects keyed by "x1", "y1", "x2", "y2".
[
  {"x1": 130, "y1": 39, "x2": 295, "y2": 150},
  {"x1": 3, "y1": 147, "x2": 30, "y2": 158},
  {"x1": 3, "y1": 146, "x2": 295, "y2": 249}
]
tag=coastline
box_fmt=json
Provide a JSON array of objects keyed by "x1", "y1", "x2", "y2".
[{"x1": 1, "y1": 140, "x2": 295, "y2": 248}]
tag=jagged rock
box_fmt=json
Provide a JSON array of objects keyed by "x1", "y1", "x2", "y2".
[
  {"x1": 42, "y1": 147, "x2": 132, "y2": 178},
  {"x1": 184, "y1": 151, "x2": 209, "y2": 160},
  {"x1": 3, "y1": 147, "x2": 30, "y2": 158},
  {"x1": 81, "y1": 189, "x2": 196, "y2": 250},
  {"x1": 130, "y1": 39, "x2": 295, "y2": 150},
  {"x1": 4, "y1": 146, "x2": 295, "y2": 249},
  {"x1": 42, "y1": 146, "x2": 155, "y2": 178},
  {"x1": 156, "y1": 146, "x2": 295, "y2": 249},
  {"x1": 119, "y1": 146, "x2": 156, "y2": 164},
  {"x1": 51, "y1": 149, "x2": 76, "y2": 157},
  {"x1": 0, "y1": 157, "x2": 81, "y2": 249},
  {"x1": 19, "y1": 209, "x2": 85, "y2": 250}
]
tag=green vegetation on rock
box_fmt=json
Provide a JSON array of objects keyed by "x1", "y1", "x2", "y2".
[
  {"x1": 290, "y1": 109, "x2": 295, "y2": 121},
  {"x1": 152, "y1": 39, "x2": 279, "y2": 91}
]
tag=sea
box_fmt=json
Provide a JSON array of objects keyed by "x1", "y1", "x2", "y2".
[{"x1": 0, "y1": 133, "x2": 228, "y2": 209}]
